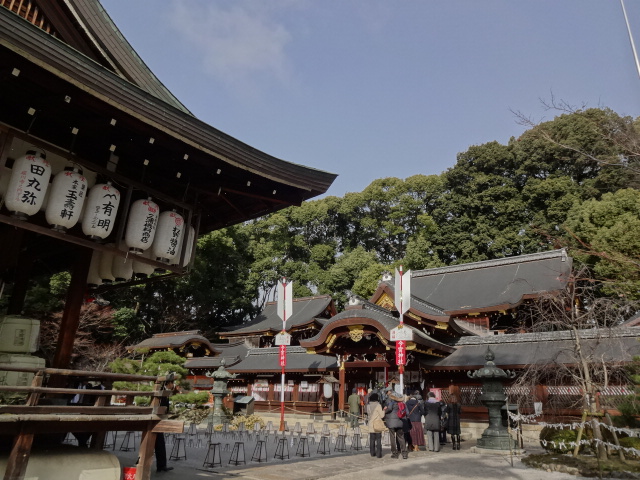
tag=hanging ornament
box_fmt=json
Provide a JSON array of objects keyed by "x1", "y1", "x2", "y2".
[
  {"x1": 151, "y1": 210, "x2": 184, "y2": 263},
  {"x1": 82, "y1": 182, "x2": 120, "y2": 240},
  {"x1": 5, "y1": 149, "x2": 51, "y2": 219},
  {"x1": 87, "y1": 250, "x2": 103, "y2": 287},
  {"x1": 45, "y1": 166, "x2": 87, "y2": 232},
  {"x1": 99, "y1": 244, "x2": 116, "y2": 283},
  {"x1": 132, "y1": 247, "x2": 156, "y2": 277},
  {"x1": 125, "y1": 198, "x2": 159, "y2": 254}
]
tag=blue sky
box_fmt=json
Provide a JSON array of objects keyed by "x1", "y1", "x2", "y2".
[{"x1": 101, "y1": 1, "x2": 640, "y2": 198}]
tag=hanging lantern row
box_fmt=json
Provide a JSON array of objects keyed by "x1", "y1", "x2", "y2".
[{"x1": 2, "y1": 148, "x2": 196, "y2": 269}]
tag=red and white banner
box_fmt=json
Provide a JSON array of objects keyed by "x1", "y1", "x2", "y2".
[
  {"x1": 279, "y1": 344, "x2": 287, "y2": 367},
  {"x1": 395, "y1": 340, "x2": 406, "y2": 365}
]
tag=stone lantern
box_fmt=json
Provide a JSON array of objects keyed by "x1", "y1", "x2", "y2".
[
  {"x1": 206, "y1": 359, "x2": 237, "y2": 425},
  {"x1": 467, "y1": 346, "x2": 516, "y2": 450}
]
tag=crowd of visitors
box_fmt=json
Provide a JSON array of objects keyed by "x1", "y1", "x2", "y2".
[{"x1": 361, "y1": 387, "x2": 462, "y2": 459}]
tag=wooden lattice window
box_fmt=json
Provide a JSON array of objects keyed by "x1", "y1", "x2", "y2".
[{"x1": 459, "y1": 386, "x2": 483, "y2": 406}]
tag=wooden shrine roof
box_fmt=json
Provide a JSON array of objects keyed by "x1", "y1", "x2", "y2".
[
  {"x1": 127, "y1": 330, "x2": 217, "y2": 354},
  {"x1": 372, "y1": 249, "x2": 572, "y2": 318},
  {"x1": 422, "y1": 326, "x2": 640, "y2": 370},
  {"x1": 221, "y1": 295, "x2": 335, "y2": 337}
]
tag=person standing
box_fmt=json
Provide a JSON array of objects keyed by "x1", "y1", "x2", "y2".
[
  {"x1": 366, "y1": 392, "x2": 384, "y2": 458},
  {"x1": 406, "y1": 391, "x2": 425, "y2": 451},
  {"x1": 424, "y1": 391, "x2": 442, "y2": 452},
  {"x1": 439, "y1": 399, "x2": 448, "y2": 445},
  {"x1": 383, "y1": 392, "x2": 408, "y2": 459},
  {"x1": 447, "y1": 394, "x2": 462, "y2": 450},
  {"x1": 155, "y1": 380, "x2": 176, "y2": 472},
  {"x1": 348, "y1": 388, "x2": 361, "y2": 428}
]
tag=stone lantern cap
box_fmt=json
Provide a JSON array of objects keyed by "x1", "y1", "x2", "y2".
[{"x1": 467, "y1": 347, "x2": 516, "y2": 380}]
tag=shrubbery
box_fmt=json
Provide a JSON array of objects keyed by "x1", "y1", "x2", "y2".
[{"x1": 539, "y1": 426, "x2": 579, "y2": 454}]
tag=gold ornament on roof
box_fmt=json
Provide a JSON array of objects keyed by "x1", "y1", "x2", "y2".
[{"x1": 347, "y1": 325, "x2": 365, "y2": 342}]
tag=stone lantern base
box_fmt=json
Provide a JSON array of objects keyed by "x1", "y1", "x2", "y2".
[{"x1": 477, "y1": 430, "x2": 516, "y2": 450}]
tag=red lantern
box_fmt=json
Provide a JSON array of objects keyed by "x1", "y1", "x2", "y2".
[{"x1": 5, "y1": 149, "x2": 51, "y2": 219}]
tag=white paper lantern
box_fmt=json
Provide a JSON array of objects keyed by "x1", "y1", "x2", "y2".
[
  {"x1": 112, "y1": 254, "x2": 133, "y2": 282},
  {"x1": 5, "y1": 149, "x2": 51, "y2": 219},
  {"x1": 45, "y1": 167, "x2": 87, "y2": 231},
  {"x1": 125, "y1": 198, "x2": 159, "y2": 254},
  {"x1": 323, "y1": 383, "x2": 333, "y2": 399},
  {"x1": 99, "y1": 245, "x2": 115, "y2": 283},
  {"x1": 87, "y1": 250, "x2": 103, "y2": 287},
  {"x1": 82, "y1": 182, "x2": 120, "y2": 240},
  {"x1": 151, "y1": 210, "x2": 184, "y2": 263},
  {"x1": 132, "y1": 247, "x2": 156, "y2": 277}
]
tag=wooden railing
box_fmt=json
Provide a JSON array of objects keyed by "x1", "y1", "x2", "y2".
[{"x1": 0, "y1": 365, "x2": 183, "y2": 480}]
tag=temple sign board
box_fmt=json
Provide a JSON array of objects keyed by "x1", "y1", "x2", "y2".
[
  {"x1": 274, "y1": 332, "x2": 292, "y2": 345},
  {"x1": 390, "y1": 326, "x2": 413, "y2": 341}
]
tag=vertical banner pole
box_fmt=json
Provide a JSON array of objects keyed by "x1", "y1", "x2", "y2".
[
  {"x1": 277, "y1": 278, "x2": 292, "y2": 433},
  {"x1": 394, "y1": 266, "x2": 411, "y2": 395}
]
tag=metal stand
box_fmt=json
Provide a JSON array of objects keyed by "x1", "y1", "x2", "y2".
[
  {"x1": 252, "y1": 439, "x2": 268, "y2": 462},
  {"x1": 317, "y1": 435, "x2": 331, "y2": 455},
  {"x1": 274, "y1": 435, "x2": 290, "y2": 459},
  {"x1": 350, "y1": 427, "x2": 363, "y2": 451},
  {"x1": 169, "y1": 435, "x2": 187, "y2": 460},
  {"x1": 229, "y1": 441, "x2": 246, "y2": 465},
  {"x1": 295, "y1": 436, "x2": 310, "y2": 457},
  {"x1": 203, "y1": 442, "x2": 221, "y2": 468},
  {"x1": 119, "y1": 431, "x2": 136, "y2": 452}
]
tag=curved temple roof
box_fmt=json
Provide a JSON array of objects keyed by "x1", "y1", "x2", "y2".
[{"x1": 0, "y1": 1, "x2": 337, "y2": 233}]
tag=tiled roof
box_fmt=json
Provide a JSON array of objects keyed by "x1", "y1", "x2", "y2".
[
  {"x1": 424, "y1": 327, "x2": 640, "y2": 369},
  {"x1": 222, "y1": 296, "x2": 333, "y2": 336},
  {"x1": 128, "y1": 331, "x2": 216, "y2": 352},
  {"x1": 410, "y1": 249, "x2": 572, "y2": 314},
  {"x1": 226, "y1": 346, "x2": 337, "y2": 373},
  {"x1": 454, "y1": 326, "x2": 640, "y2": 346},
  {"x1": 300, "y1": 300, "x2": 455, "y2": 353}
]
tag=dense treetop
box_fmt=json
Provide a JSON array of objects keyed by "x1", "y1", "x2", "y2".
[{"x1": 11, "y1": 107, "x2": 640, "y2": 349}]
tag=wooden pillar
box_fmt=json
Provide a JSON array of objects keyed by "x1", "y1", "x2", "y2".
[
  {"x1": 338, "y1": 365, "x2": 346, "y2": 416},
  {"x1": 293, "y1": 382, "x2": 299, "y2": 403},
  {"x1": 4, "y1": 426, "x2": 34, "y2": 480},
  {"x1": 4, "y1": 230, "x2": 30, "y2": 315},
  {"x1": 51, "y1": 246, "x2": 92, "y2": 370},
  {"x1": 267, "y1": 382, "x2": 275, "y2": 402}
]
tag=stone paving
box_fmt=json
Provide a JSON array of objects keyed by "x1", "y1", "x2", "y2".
[{"x1": 105, "y1": 423, "x2": 587, "y2": 480}]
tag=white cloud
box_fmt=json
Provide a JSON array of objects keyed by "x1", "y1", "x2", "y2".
[{"x1": 167, "y1": 2, "x2": 293, "y2": 93}]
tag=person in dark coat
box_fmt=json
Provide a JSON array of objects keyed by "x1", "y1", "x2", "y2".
[
  {"x1": 405, "y1": 391, "x2": 425, "y2": 451},
  {"x1": 155, "y1": 380, "x2": 176, "y2": 472},
  {"x1": 383, "y1": 391, "x2": 408, "y2": 459},
  {"x1": 439, "y1": 399, "x2": 448, "y2": 445},
  {"x1": 423, "y1": 391, "x2": 442, "y2": 452},
  {"x1": 447, "y1": 394, "x2": 462, "y2": 450}
]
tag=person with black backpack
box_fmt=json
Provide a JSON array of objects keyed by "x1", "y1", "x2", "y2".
[{"x1": 383, "y1": 391, "x2": 408, "y2": 459}]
